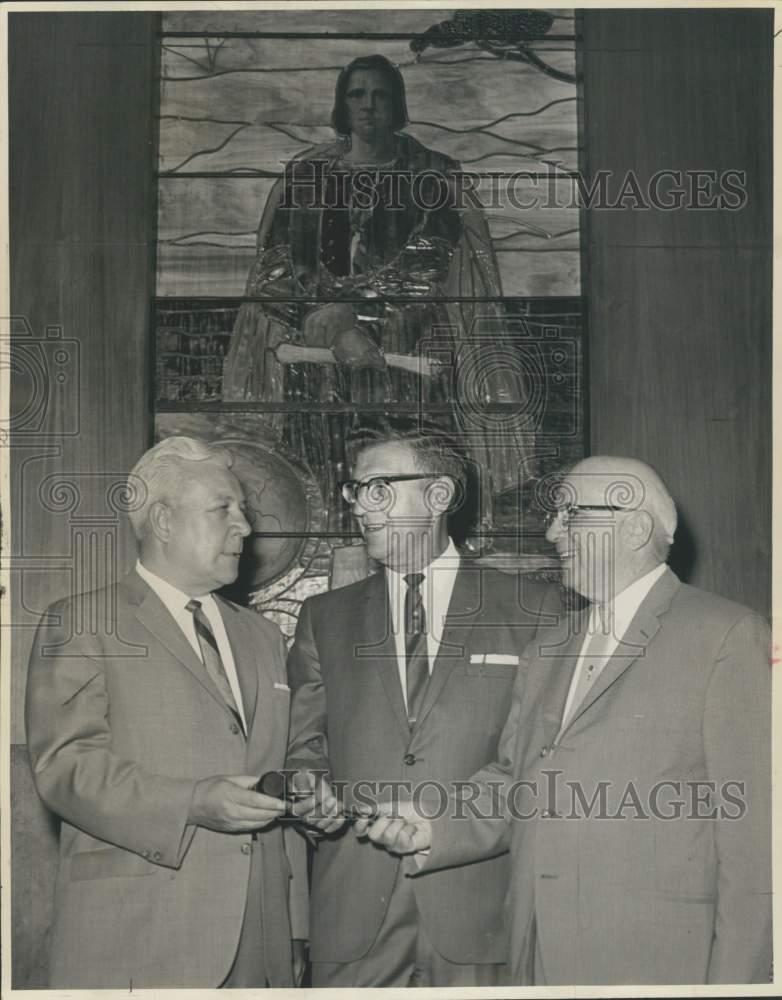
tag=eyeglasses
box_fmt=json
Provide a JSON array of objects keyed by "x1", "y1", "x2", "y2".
[
  {"x1": 544, "y1": 503, "x2": 628, "y2": 529},
  {"x1": 339, "y1": 474, "x2": 435, "y2": 506}
]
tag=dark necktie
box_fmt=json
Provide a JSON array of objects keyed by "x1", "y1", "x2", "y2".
[
  {"x1": 185, "y1": 599, "x2": 243, "y2": 728},
  {"x1": 404, "y1": 572, "x2": 430, "y2": 726}
]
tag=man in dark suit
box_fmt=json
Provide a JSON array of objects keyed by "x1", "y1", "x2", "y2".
[
  {"x1": 359, "y1": 455, "x2": 772, "y2": 985},
  {"x1": 286, "y1": 419, "x2": 552, "y2": 987},
  {"x1": 26, "y1": 436, "x2": 306, "y2": 988}
]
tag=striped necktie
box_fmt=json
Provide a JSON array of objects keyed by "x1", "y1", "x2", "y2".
[
  {"x1": 185, "y1": 599, "x2": 242, "y2": 727},
  {"x1": 404, "y1": 572, "x2": 430, "y2": 727}
]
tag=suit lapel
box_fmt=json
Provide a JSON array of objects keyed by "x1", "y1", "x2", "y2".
[
  {"x1": 357, "y1": 572, "x2": 410, "y2": 741},
  {"x1": 216, "y1": 598, "x2": 258, "y2": 734},
  {"x1": 563, "y1": 568, "x2": 681, "y2": 732},
  {"x1": 413, "y1": 566, "x2": 480, "y2": 731},
  {"x1": 539, "y1": 609, "x2": 588, "y2": 748},
  {"x1": 128, "y1": 572, "x2": 228, "y2": 715}
]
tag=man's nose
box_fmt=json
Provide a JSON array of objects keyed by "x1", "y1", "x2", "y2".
[{"x1": 235, "y1": 511, "x2": 252, "y2": 537}]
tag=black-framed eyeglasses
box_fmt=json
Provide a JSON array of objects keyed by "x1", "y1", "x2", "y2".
[
  {"x1": 544, "y1": 503, "x2": 628, "y2": 529},
  {"x1": 339, "y1": 474, "x2": 435, "y2": 506}
]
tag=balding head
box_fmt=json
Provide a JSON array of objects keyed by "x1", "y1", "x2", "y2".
[
  {"x1": 546, "y1": 455, "x2": 677, "y2": 601},
  {"x1": 568, "y1": 456, "x2": 677, "y2": 557}
]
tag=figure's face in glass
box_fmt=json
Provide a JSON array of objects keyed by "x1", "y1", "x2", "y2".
[{"x1": 345, "y1": 68, "x2": 394, "y2": 142}]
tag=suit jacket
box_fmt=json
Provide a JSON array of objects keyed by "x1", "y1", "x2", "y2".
[
  {"x1": 25, "y1": 570, "x2": 298, "y2": 988},
  {"x1": 421, "y1": 568, "x2": 772, "y2": 984},
  {"x1": 286, "y1": 560, "x2": 554, "y2": 965}
]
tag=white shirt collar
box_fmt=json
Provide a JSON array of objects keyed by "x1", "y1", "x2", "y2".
[
  {"x1": 590, "y1": 562, "x2": 667, "y2": 636},
  {"x1": 135, "y1": 560, "x2": 217, "y2": 617},
  {"x1": 385, "y1": 538, "x2": 460, "y2": 642},
  {"x1": 135, "y1": 561, "x2": 246, "y2": 728},
  {"x1": 385, "y1": 537, "x2": 460, "y2": 588}
]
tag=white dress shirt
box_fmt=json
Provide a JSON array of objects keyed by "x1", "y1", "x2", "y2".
[
  {"x1": 559, "y1": 562, "x2": 667, "y2": 729},
  {"x1": 385, "y1": 539, "x2": 460, "y2": 709},
  {"x1": 135, "y1": 560, "x2": 248, "y2": 731}
]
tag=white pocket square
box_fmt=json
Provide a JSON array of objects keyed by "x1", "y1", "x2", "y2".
[{"x1": 274, "y1": 682, "x2": 290, "y2": 691}]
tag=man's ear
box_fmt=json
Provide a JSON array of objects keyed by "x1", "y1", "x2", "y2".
[
  {"x1": 148, "y1": 501, "x2": 173, "y2": 544},
  {"x1": 425, "y1": 475, "x2": 457, "y2": 516},
  {"x1": 621, "y1": 510, "x2": 654, "y2": 551}
]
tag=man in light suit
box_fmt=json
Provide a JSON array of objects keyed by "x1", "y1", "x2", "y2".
[
  {"x1": 360, "y1": 456, "x2": 772, "y2": 985},
  {"x1": 26, "y1": 436, "x2": 306, "y2": 988},
  {"x1": 286, "y1": 418, "x2": 553, "y2": 987}
]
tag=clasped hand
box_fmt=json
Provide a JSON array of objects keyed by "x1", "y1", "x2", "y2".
[
  {"x1": 289, "y1": 772, "x2": 433, "y2": 854},
  {"x1": 287, "y1": 770, "x2": 348, "y2": 835},
  {"x1": 188, "y1": 774, "x2": 287, "y2": 833},
  {"x1": 353, "y1": 800, "x2": 433, "y2": 855}
]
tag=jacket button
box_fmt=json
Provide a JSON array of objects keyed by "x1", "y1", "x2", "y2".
[
  {"x1": 539, "y1": 746, "x2": 548, "y2": 757},
  {"x1": 230, "y1": 723, "x2": 241, "y2": 735},
  {"x1": 403, "y1": 753, "x2": 416, "y2": 766},
  {"x1": 541, "y1": 810, "x2": 551, "y2": 818},
  {"x1": 152, "y1": 850, "x2": 162, "y2": 861},
  {"x1": 241, "y1": 843, "x2": 252, "y2": 855},
  {"x1": 141, "y1": 849, "x2": 150, "y2": 858}
]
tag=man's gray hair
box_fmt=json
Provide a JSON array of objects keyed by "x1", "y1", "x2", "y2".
[
  {"x1": 127, "y1": 436, "x2": 234, "y2": 540},
  {"x1": 645, "y1": 472, "x2": 678, "y2": 560}
]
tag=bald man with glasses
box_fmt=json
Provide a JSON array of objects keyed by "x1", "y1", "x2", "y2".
[
  {"x1": 285, "y1": 419, "x2": 554, "y2": 988},
  {"x1": 359, "y1": 455, "x2": 771, "y2": 986}
]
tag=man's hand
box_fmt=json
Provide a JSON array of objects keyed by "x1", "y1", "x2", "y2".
[
  {"x1": 353, "y1": 800, "x2": 432, "y2": 855},
  {"x1": 288, "y1": 769, "x2": 346, "y2": 834},
  {"x1": 188, "y1": 775, "x2": 286, "y2": 833}
]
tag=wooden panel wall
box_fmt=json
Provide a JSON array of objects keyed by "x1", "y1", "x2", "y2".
[
  {"x1": 9, "y1": 13, "x2": 158, "y2": 986},
  {"x1": 581, "y1": 10, "x2": 772, "y2": 616},
  {"x1": 10, "y1": 11, "x2": 158, "y2": 738}
]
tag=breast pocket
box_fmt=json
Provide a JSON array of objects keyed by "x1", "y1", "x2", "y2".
[{"x1": 272, "y1": 681, "x2": 291, "y2": 712}]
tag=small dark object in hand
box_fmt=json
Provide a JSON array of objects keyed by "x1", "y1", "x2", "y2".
[
  {"x1": 341, "y1": 804, "x2": 379, "y2": 824},
  {"x1": 255, "y1": 771, "x2": 377, "y2": 823},
  {"x1": 255, "y1": 770, "x2": 289, "y2": 800},
  {"x1": 255, "y1": 771, "x2": 310, "y2": 817}
]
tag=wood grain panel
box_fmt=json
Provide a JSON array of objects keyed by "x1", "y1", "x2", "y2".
[
  {"x1": 9, "y1": 13, "x2": 160, "y2": 985},
  {"x1": 581, "y1": 10, "x2": 771, "y2": 615},
  {"x1": 9, "y1": 11, "x2": 158, "y2": 742}
]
